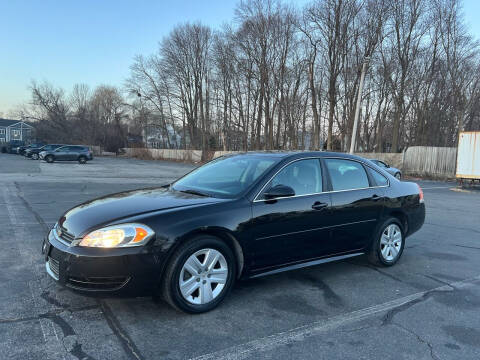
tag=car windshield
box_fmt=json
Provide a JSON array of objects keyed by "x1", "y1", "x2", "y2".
[{"x1": 172, "y1": 154, "x2": 279, "y2": 198}]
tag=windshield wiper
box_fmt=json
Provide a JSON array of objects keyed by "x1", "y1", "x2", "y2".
[{"x1": 178, "y1": 189, "x2": 210, "y2": 197}]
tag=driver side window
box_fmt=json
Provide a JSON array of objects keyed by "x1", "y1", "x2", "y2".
[{"x1": 265, "y1": 159, "x2": 322, "y2": 197}]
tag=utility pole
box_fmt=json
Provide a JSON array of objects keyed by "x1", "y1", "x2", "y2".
[{"x1": 349, "y1": 57, "x2": 369, "y2": 154}]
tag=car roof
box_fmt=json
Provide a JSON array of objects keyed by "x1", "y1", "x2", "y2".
[{"x1": 225, "y1": 151, "x2": 371, "y2": 163}]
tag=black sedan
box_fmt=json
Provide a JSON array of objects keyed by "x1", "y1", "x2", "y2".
[
  {"x1": 25, "y1": 144, "x2": 64, "y2": 159},
  {"x1": 43, "y1": 152, "x2": 425, "y2": 313},
  {"x1": 18, "y1": 142, "x2": 45, "y2": 155}
]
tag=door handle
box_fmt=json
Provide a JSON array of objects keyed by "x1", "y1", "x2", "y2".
[
  {"x1": 312, "y1": 201, "x2": 328, "y2": 210},
  {"x1": 371, "y1": 194, "x2": 384, "y2": 201}
]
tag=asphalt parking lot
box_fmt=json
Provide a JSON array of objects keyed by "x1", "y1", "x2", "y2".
[{"x1": 1, "y1": 153, "x2": 480, "y2": 360}]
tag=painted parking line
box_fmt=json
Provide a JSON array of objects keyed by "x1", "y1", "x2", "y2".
[{"x1": 190, "y1": 275, "x2": 480, "y2": 360}]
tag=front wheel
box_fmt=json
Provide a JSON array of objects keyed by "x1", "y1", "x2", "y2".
[
  {"x1": 45, "y1": 155, "x2": 54, "y2": 163},
  {"x1": 395, "y1": 172, "x2": 401, "y2": 180},
  {"x1": 160, "y1": 236, "x2": 236, "y2": 313},
  {"x1": 32, "y1": 153, "x2": 39, "y2": 160},
  {"x1": 368, "y1": 218, "x2": 405, "y2": 266}
]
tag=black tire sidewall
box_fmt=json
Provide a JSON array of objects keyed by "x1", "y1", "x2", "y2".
[
  {"x1": 46, "y1": 155, "x2": 54, "y2": 163},
  {"x1": 373, "y1": 218, "x2": 405, "y2": 266},
  {"x1": 78, "y1": 156, "x2": 87, "y2": 164},
  {"x1": 166, "y1": 237, "x2": 236, "y2": 313}
]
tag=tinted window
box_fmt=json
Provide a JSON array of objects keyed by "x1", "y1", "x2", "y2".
[
  {"x1": 66, "y1": 146, "x2": 85, "y2": 151},
  {"x1": 173, "y1": 155, "x2": 278, "y2": 198},
  {"x1": 367, "y1": 167, "x2": 389, "y2": 186},
  {"x1": 373, "y1": 160, "x2": 387, "y2": 168},
  {"x1": 325, "y1": 159, "x2": 369, "y2": 191},
  {"x1": 266, "y1": 159, "x2": 322, "y2": 196}
]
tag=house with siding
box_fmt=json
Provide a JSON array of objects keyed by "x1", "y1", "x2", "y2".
[{"x1": 0, "y1": 119, "x2": 34, "y2": 143}]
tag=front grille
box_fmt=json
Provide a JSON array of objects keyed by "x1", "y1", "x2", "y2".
[
  {"x1": 48, "y1": 257, "x2": 60, "y2": 279},
  {"x1": 56, "y1": 224, "x2": 75, "y2": 244},
  {"x1": 67, "y1": 276, "x2": 130, "y2": 291}
]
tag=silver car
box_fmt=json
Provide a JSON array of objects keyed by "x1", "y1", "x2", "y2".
[{"x1": 370, "y1": 159, "x2": 402, "y2": 179}]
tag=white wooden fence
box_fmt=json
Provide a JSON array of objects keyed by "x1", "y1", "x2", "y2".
[
  {"x1": 403, "y1": 146, "x2": 457, "y2": 177},
  {"x1": 121, "y1": 146, "x2": 458, "y2": 178}
]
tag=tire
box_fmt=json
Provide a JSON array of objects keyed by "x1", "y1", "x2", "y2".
[
  {"x1": 160, "y1": 236, "x2": 236, "y2": 313},
  {"x1": 395, "y1": 172, "x2": 401, "y2": 180},
  {"x1": 368, "y1": 218, "x2": 405, "y2": 267},
  {"x1": 32, "y1": 153, "x2": 39, "y2": 160},
  {"x1": 45, "y1": 155, "x2": 54, "y2": 163},
  {"x1": 78, "y1": 156, "x2": 87, "y2": 164}
]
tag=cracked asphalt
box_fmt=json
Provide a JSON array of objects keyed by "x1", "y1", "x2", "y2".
[{"x1": 1, "y1": 153, "x2": 479, "y2": 360}]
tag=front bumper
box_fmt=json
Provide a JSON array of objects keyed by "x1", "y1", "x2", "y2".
[{"x1": 43, "y1": 228, "x2": 162, "y2": 296}]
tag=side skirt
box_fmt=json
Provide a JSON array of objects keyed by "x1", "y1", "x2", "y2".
[{"x1": 249, "y1": 252, "x2": 364, "y2": 279}]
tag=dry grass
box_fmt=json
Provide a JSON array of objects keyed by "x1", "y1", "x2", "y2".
[{"x1": 130, "y1": 147, "x2": 154, "y2": 160}]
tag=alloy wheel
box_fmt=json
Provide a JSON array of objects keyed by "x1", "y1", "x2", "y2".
[
  {"x1": 179, "y1": 248, "x2": 228, "y2": 305},
  {"x1": 380, "y1": 224, "x2": 402, "y2": 261},
  {"x1": 395, "y1": 173, "x2": 401, "y2": 180}
]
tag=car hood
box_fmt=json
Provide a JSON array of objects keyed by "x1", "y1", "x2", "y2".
[{"x1": 58, "y1": 187, "x2": 224, "y2": 237}]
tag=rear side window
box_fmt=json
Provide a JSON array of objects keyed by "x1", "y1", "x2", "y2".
[
  {"x1": 375, "y1": 160, "x2": 388, "y2": 168},
  {"x1": 325, "y1": 159, "x2": 369, "y2": 191},
  {"x1": 367, "y1": 167, "x2": 389, "y2": 186},
  {"x1": 68, "y1": 146, "x2": 86, "y2": 151}
]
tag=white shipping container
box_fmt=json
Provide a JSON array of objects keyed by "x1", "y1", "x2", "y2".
[{"x1": 456, "y1": 131, "x2": 480, "y2": 179}]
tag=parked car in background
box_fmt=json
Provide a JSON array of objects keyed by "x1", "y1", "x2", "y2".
[
  {"x1": 1, "y1": 140, "x2": 24, "y2": 154},
  {"x1": 369, "y1": 159, "x2": 402, "y2": 179},
  {"x1": 38, "y1": 145, "x2": 93, "y2": 164},
  {"x1": 39, "y1": 145, "x2": 93, "y2": 164},
  {"x1": 43, "y1": 152, "x2": 425, "y2": 313},
  {"x1": 18, "y1": 142, "x2": 45, "y2": 155},
  {"x1": 28, "y1": 144, "x2": 65, "y2": 160}
]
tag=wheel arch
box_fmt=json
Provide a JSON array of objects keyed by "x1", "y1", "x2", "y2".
[
  {"x1": 162, "y1": 227, "x2": 245, "y2": 280},
  {"x1": 386, "y1": 210, "x2": 408, "y2": 234}
]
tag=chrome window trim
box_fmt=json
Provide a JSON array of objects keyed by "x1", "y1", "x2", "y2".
[{"x1": 253, "y1": 156, "x2": 390, "y2": 203}]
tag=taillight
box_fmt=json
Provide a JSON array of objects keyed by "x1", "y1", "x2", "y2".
[{"x1": 417, "y1": 184, "x2": 424, "y2": 203}]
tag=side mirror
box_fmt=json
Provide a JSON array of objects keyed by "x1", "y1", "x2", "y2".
[{"x1": 264, "y1": 184, "x2": 295, "y2": 200}]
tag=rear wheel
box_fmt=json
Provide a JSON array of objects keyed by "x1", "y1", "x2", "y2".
[
  {"x1": 368, "y1": 218, "x2": 405, "y2": 266},
  {"x1": 160, "y1": 236, "x2": 236, "y2": 313},
  {"x1": 395, "y1": 172, "x2": 401, "y2": 180},
  {"x1": 78, "y1": 156, "x2": 87, "y2": 164},
  {"x1": 32, "y1": 153, "x2": 39, "y2": 160},
  {"x1": 45, "y1": 155, "x2": 54, "y2": 163}
]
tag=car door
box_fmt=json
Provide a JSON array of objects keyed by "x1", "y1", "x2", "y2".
[
  {"x1": 250, "y1": 158, "x2": 333, "y2": 270},
  {"x1": 323, "y1": 158, "x2": 386, "y2": 253},
  {"x1": 66, "y1": 146, "x2": 79, "y2": 160},
  {"x1": 54, "y1": 146, "x2": 69, "y2": 160}
]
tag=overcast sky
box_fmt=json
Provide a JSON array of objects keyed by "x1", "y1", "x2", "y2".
[{"x1": 1, "y1": 0, "x2": 479, "y2": 116}]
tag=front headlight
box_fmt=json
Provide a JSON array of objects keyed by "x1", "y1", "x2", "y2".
[{"x1": 78, "y1": 223, "x2": 154, "y2": 248}]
